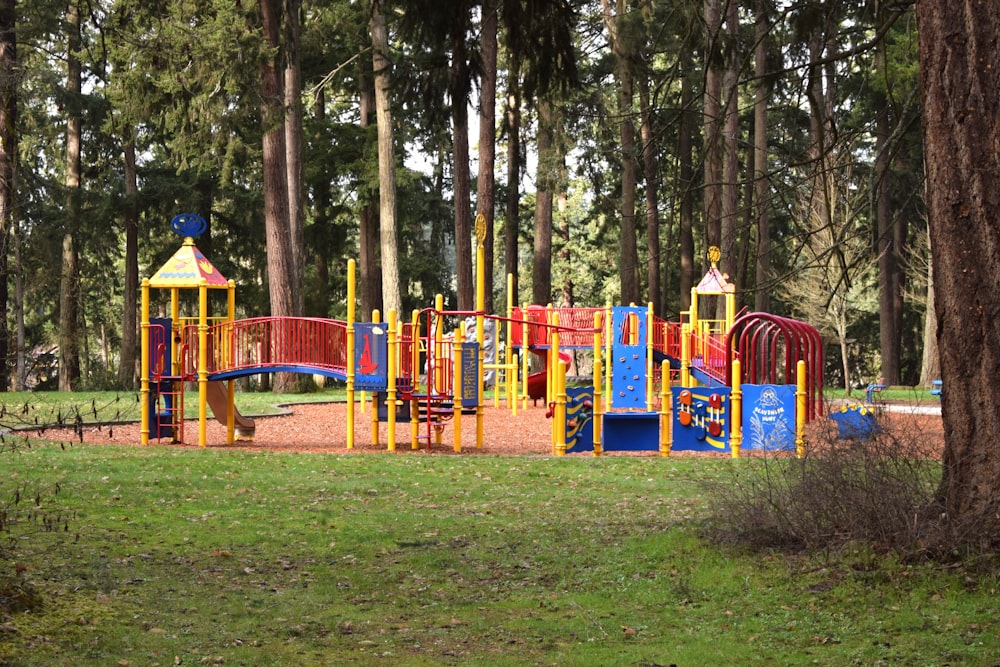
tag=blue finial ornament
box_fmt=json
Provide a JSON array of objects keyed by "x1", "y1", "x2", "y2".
[{"x1": 170, "y1": 213, "x2": 207, "y2": 239}]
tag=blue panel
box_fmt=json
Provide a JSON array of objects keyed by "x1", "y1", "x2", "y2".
[
  {"x1": 459, "y1": 343, "x2": 480, "y2": 408},
  {"x1": 828, "y1": 404, "x2": 879, "y2": 440},
  {"x1": 671, "y1": 385, "x2": 731, "y2": 453},
  {"x1": 354, "y1": 323, "x2": 388, "y2": 391},
  {"x1": 565, "y1": 386, "x2": 595, "y2": 453},
  {"x1": 610, "y1": 306, "x2": 647, "y2": 409},
  {"x1": 602, "y1": 412, "x2": 660, "y2": 451},
  {"x1": 741, "y1": 384, "x2": 797, "y2": 451}
]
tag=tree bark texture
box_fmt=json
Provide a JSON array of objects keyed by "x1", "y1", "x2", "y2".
[
  {"x1": 532, "y1": 100, "x2": 554, "y2": 307},
  {"x1": 119, "y1": 137, "x2": 139, "y2": 388},
  {"x1": 504, "y1": 55, "x2": 522, "y2": 306},
  {"x1": 259, "y1": 0, "x2": 298, "y2": 393},
  {"x1": 283, "y1": 0, "x2": 305, "y2": 315},
  {"x1": 59, "y1": 1, "x2": 81, "y2": 392},
  {"x1": 752, "y1": 0, "x2": 770, "y2": 313},
  {"x1": 0, "y1": 0, "x2": 13, "y2": 391},
  {"x1": 358, "y1": 72, "x2": 382, "y2": 318},
  {"x1": 702, "y1": 0, "x2": 723, "y2": 252},
  {"x1": 916, "y1": 0, "x2": 1000, "y2": 531},
  {"x1": 371, "y1": 0, "x2": 401, "y2": 315},
  {"x1": 478, "y1": 0, "x2": 497, "y2": 314}
]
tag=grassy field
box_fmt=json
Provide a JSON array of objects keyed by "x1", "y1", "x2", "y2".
[{"x1": 2, "y1": 440, "x2": 997, "y2": 666}]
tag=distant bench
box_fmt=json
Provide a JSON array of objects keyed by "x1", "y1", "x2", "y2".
[
  {"x1": 930, "y1": 379, "x2": 942, "y2": 399},
  {"x1": 865, "y1": 380, "x2": 885, "y2": 404}
]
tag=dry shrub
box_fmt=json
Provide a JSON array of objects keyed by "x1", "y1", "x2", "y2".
[{"x1": 703, "y1": 409, "x2": 951, "y2": 559}]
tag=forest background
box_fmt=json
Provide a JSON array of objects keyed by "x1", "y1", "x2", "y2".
[{"x1": 0, "y1": 0, "x2": 925, "y2": 396}]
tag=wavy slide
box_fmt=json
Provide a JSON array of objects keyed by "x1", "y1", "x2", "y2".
[
  {"x1": 205, "y1": 380, "x2": 256, "y2": 437},
  {"x1": 526, "y1": 348, "x2": 573, "y2": 401}
]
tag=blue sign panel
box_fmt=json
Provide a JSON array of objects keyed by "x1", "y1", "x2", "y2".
[
  {"x1": 460, "y1": 342, "x2": 480, "y2": 408},
  {"x1": 354, "y1": 323, "x2": 388, "y2": 391},
  {"x1": 610, "y1": 306, "x2": 648, "y2": 409},
  {"x1": 741, "y1": 384, "x2": 796, "y2": 451}
]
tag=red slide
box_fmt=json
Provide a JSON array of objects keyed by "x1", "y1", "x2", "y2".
[{"x1": 526, "y1": 348, "x2": 572, "y2": 400}]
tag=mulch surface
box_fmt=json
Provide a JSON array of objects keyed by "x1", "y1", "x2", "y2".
[{"x1": 26, "y1": 401, "x2": 945, "y2": 458}]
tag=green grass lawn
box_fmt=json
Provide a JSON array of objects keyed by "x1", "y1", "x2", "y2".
[{"x1": 2, "y1": 442, "x2": 996, "y2": 666}]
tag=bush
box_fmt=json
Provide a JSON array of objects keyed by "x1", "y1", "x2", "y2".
[{"x1": 703, "y1": 411, "x2": 951, "y2": 560}]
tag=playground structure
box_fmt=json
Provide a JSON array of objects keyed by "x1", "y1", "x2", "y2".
[{"x1": 141, "y1": 214, "x2": 823, "y2": 456}]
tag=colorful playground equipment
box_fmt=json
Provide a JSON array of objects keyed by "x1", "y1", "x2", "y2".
[{"x1": 140, "y1": 215, "x2": 823, "y2": 456}]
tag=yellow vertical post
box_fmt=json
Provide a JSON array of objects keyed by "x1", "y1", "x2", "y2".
[
  {"x1": 506, "y1": 273, "x2": 517, "y2": 415},
  {"x1": 434, "y1": 295, "x2": 444, "y2": 394},
  {"x1": 795, "y1": 360, "x2": 807, "y2": 458},
  {"x1": 475, "y1": 216, "x2": 486, "y2": 449},
  {"x1": 370, "y1": 309, "x2": 380, "y2": 447},
  {"x1": 553, "y1": 356, "x2": 567, "y2": 456},
  {"x1": 545, "y1": 304, "x2": 554, "y2": 404},
  {"x1": 680, "y1": 323, "x2": 692, "y2": 388},
  {"x1": 520, "y1": 302, "x2": 529, "y2": 409},
  {"x1": 730, "y1": 359, "x2": 743, "y2": 458},
  {"x1": 140, "y1": 279, "x2": 151, "y2": 445},
  {"x1": 550, "y1": 312, "x2": 560, "y2": 447},
  {"x1": 592, "y1": 312, "x2": 603, "y2": 456},
  {"x1": 725, "y1": 291, "x2": 736, "y2": 334},
  {"x1": 411, "y1": 309, "x2": 421, "y2": 450},
  {"x1": 604, "y1": 305, "x2": 612, "y2": 412},
  {"x1": 226, "y1": 280, "x2": 236, "y2": 445},
  {"x1": 660, "y1": 360, "x2": 671, "y2": 457},
  {"x1": 197, "y1": 280, "x2": 209, "y2": 447},
  {"x1": 346, "y1": 259, "x2": 356, "y2": 449},
  {"x1": 387, "y1": 309, "x2": 397, "y2": 451},
  {"x1": 453, "y1": 325, "x2": 463, "y2": 452},
  {"x1": 170, "y1": 288, "x2": 180, "y2": 377},
  {"x1": 646, "y1": 302, "x2": 654, "y2": 412}
]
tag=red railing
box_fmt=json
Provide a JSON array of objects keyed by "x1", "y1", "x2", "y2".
[
  {"x1": 181, "y1": 317, "x2": 350, "y2": 377},
  {"x1": 509, "y1": 306, "x2": 605, "y2": 348}
]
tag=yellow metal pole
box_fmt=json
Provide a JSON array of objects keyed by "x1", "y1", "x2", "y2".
[
  {"x1": 546, "y1": 304, "x2": 554, "y2": 404},
  {"x1": 387, "y1": 309, "x2": 397, "y2": 451},
  {"x1": 680, "y1": 322, "x2": 692, "y2": 388},
  {"x1": 592, "y1": 312, "x2": 603, "y2": 456},
  {"x1": 796, "y1": 360, "x2": 806, "y2": 458},
  {"x1": 730, "y1": 359, "x2": 742, "y2": 458},
  {"x1": 198, "y1": 280, "x2": 209, "y2": 447},
  {"x1": 371, "y1": 309, "x2": 380, "y2": 447},
  {"x1": 411, "y1": 309, "x2": 421, "y2": 450},
  {"x1": 453, "y1": 325, "x2": 463, "y2": 452},
  {"x1": 646, "y1": 302, "x2": 654, "y2": 412},
  {"x1": 434, "y1": 295, "x2": 444, "y2": 394},
  {"x1": 506, "y1": 273, "x2": 516, "y2": 415},
  {"x1": 553, "y1": 356, "x2": 567, "y2": 456},
  {"x1": 170, "y1": 287, "x2": 180, "y2": 376},
  {"x1": 660, "y1": 360, "x2": 671, "y2": 456},
  {"x1": 604, "y1": 305, "x2": 612, "y2": 413},
  {"x1": 520, "y1": 302, "x2": 529, "y2": 409},
  {"x1": 346, "y1": 259, "x2": 356, "y2": 449},
  {"x1": 550, "y1": 312, "x2": 560, "y2": 447},
  {"x1": 226, "y1": 280, "x2": 236, "y2": 445},
  {"x1": 140, "y1": 279, "x2": 151, "y2": 445},
  {"x1": 475, "y1": 234, "x2": 485, "y2": 449}
]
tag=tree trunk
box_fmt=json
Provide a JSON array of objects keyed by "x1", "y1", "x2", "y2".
[
  {"x1": 875, "y1": 87, "x2": 900, "y2": 384},
  {"x1": 370, "y1": 0, "x2": 401, "y2": 315},
  {"x1": 358, "y1": 72, "x2": 382, "y2": 318},
  {"x1": 916, "y1": 0, "x2": 1000, "y2": 534},
  {"x1": 639, "y1": 75, "x2": 660, "y2": 316},
  {"x1": 753, "y1": 0, "x2": 771, "y2": 313},
  {"x1": 451, "y1": 78, "x2": 473, "y2": 311},
  {"x1": 0, "y1": 0, "x2": 13, "y2": 391},
  {"x1": 678, "y1": 67, "x2": 694, "y2": 313},
  {"x1": 478, "y1": 0, "x2": 497, "y2": 314},
  {"x1": 702, "y1": 0, "x2": 723, "y2": 251},
  {"x1": 284, "y1": 0, "x2": 305, "y2": 316},
  {"x1": 59, "y1": 0, "x2": 82, "y2": 392},
  {"x1": 601, "y1": 0, "x2": 640, "y2": 306},
  {"x1": 504, "y1": 53, "x2": 522, "y2": 306},
  {"x1": 719, "y1": 0, "x2": 740, "y2": 301},
  {"x1": 919, "y1": 228, "x2": 939, "y2": 385},
  {"x1": 532, "y1": 100, "x2": 554, "y2": 307},
  {"x1": 259, "y1": 0, "x2": 298, "y2": 393},
  {"x1": 119, "y1": 136, "x2": 139, "y2": 388}
]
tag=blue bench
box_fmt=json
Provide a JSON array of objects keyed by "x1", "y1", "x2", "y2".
[
  {"x1": 930, "y1": 379, "x2": 942, "y2": 399},
  {"x1": 865, "y1": 382, "x2": 885, "y2": 404}
]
